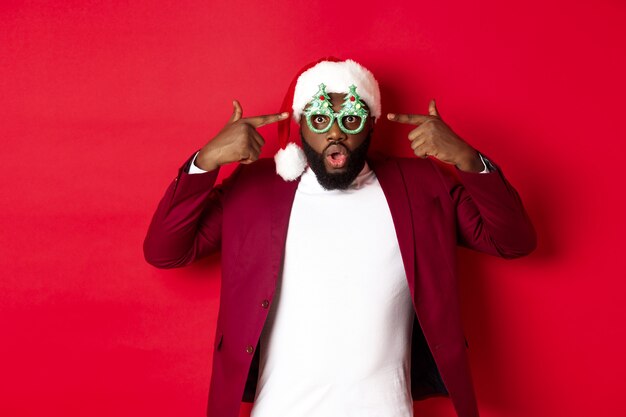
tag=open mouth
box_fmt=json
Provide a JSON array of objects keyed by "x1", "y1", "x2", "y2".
[{"x1": 324, "y1": 143, "x2": 349, "y2": 169}]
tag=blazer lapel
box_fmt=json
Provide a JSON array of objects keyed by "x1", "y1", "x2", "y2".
[
  {"x1": 269, "y1": 172, "x2": 300, "y2": 286},
  {"x1": 370, "y1": 157, "x2": 417, "y2": 299}
]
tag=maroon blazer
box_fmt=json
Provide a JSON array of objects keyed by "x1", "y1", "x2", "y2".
[{"x1": 144, "y1": 151, "x2": 536, "y2": 417}]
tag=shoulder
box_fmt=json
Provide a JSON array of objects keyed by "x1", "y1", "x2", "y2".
[
  {"x1": 218, "y1": 158, "x2": 285, "y2": 200},
  {"x1": 368, "y1": 152, "x2": 460, "y2": 196},
  {"x1": 368, "y1": 151, "x2": 445, "y2": 177},
  {"x1": 226, "y1": 158, "x2": 277, "y2": 184}
]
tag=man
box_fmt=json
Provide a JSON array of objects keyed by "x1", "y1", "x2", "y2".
[{"x1": 144, "y1": 58, "x2": 536, "y2": 417}]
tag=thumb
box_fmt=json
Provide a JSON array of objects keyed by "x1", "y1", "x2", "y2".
[
  {"x1": 228, "y1": 100, "x2": 243, "y2": 123},
  {"x1": 428, "y1": 99, "x2": 439, "y2": 117}
]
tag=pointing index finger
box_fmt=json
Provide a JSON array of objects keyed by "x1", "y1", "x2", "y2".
[
  {"x1": 245, "y1": 112, "x2": 290, "y2": 128},
  {"x1": 387, "y1": 113, "x2": 433, "y2": 125}
]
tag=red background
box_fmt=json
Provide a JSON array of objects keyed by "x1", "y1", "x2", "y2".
[{"x1": 1, "y1": 1, "x2": 625, "y2": 416}]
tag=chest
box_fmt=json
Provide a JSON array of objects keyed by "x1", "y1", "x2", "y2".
[{"x1": 283, "y1": 180, "x2": 407, "y2": 301}]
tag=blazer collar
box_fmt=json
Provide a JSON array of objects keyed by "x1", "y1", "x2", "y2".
[
  {"x1": 368, "y1": 156, "x2": 417, "y2": 299},
  {"x1": 270, "y1": 171, "x2": 300, "y2": 284}
]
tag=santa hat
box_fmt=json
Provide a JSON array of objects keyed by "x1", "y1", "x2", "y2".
[{"x1": 274, "y1": 58, "x2": 381, "y2": 181}]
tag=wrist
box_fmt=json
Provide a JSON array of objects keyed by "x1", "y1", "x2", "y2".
[
  {"x1": 196, "y1": 150, "x2": 220, "y2": 171},
  {"x1": 455, "y1": 150, "x2": 484, "y2": 173}
]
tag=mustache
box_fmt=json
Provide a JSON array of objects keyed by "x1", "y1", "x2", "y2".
[{"x1": 323, "y1": 141, "x2": 350, "y2": 154}]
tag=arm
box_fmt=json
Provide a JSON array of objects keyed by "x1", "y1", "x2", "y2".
[
  {"x1": 143, "y1": 101, "x2": 288, "y2": 268},
  {"x1": 388, "y1": 99, "x2": 536, "y2": 258},
  {"x1": 143, "y1": 152, "x2": 230, "y2": 268},
  {"x1": 435, "y1": 158, "x2": 537, "y2": 258}
]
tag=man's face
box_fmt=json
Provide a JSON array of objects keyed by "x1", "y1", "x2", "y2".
[{"x1": 300, "y1": 92, "x2": 375, "y2": 190}]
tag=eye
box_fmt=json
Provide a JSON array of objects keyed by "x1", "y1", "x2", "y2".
[{"x1": 342, "y1": 115, "x2": 361, "y2": 126}]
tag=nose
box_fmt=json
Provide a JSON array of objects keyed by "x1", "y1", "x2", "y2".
[{"x1": 326, "y1": 118, "x2": 347, "y2": 142}]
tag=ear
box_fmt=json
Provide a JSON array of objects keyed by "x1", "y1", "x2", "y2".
[{"x1": 299, "y1": 115, "x2": 310, "y2": 134}]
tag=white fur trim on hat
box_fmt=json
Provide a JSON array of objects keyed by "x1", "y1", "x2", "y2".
[
  {"x1": 292, "y1": 59, "x2": 381, "y2": 123},
  {"x1": 274, "y1": 142, "x2": 307, "y2": 181}
]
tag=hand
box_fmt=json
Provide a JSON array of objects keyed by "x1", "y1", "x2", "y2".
[
  {"x1": 387, "y1": 99, "x2": 484, "y2": 172},
  {"x1": 195, "y1": 100, "x2": 289, "y2": 171}
]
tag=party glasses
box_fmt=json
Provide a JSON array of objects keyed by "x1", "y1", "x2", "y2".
[{"x1": 303, "y1": 84, "x2": 370, "y2": 135}]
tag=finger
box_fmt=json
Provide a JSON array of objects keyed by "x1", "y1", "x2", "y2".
[
  {"x1": 246, "y1": 112, "x2": 290, "y2": 128},
  {"x1": 238, "y1": 152, "x2": 253, "y2": 164},
  {"x1": 410, "y1": 137, "x2": 426, "y2": 150},
  {"x1": 387, "y1": 113, "x2": 433, "y2": 125},
  {"x1": 228, "y1": 100, "x2": 243, "y2": 124},
  {"x1": 240, "y1": 147, "x2": 260, "y2": 164},
  {"x1": 408, "y1": 128, "x2": 425, "y2": 141},
  {"x1": 250, "y1": 129, "x2": 266, "y2": 147},
  {"x1": 248, "y1": 135, "x2": 263, "y2": 156},
  {"x1": 247, "y1": 137, "x2": 262, "y2": 156},
  {"x1": 239, "y1": 155, "x2": 257, "y2": 164},
  {"x1": 413, "y1": 143, "x2": 431, "y2": 159},
  {"x1": 428, "y1": 99, "x2": 439, "y2": 117}
]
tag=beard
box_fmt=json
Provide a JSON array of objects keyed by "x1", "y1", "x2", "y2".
[{"x1": 300, "y1": 132, "x2": 372, "y2": 190}]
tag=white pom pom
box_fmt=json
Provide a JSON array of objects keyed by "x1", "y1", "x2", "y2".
[{"x1": 274, "y1": 143, "x2": 307, "y2": 181}]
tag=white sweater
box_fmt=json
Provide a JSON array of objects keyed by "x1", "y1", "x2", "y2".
[{"x1": 250, "y1": 163, "x2": 415, "y2": 417}]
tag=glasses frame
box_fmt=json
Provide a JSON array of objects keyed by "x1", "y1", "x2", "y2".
[
  {"x1": 303, "y1": 83, "x2": 370, "y2": 135},
  {"x1": 305, "y1": 111, "x2": 368, "y2": 135}
]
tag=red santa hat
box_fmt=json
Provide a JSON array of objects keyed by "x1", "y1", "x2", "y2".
[{"x1": 275, "y1": 58, "x2": 381, "y2": 181}]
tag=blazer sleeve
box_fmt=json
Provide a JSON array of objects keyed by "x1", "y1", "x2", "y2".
[
  {"x1": 433, "y1": 156, "x2": 537, "y2": 259},
  {"x1": 143, "y1": 151, "x2": 242, "y2": 269}
]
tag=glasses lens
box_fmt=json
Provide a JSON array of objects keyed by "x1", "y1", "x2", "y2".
[
  {"x1": 341, "y1": 115, "x2": 362, "y2": 130},
  {"x1": 310, "y1": 114, "x2": 332, "y2": 131}
]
